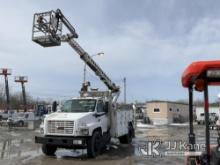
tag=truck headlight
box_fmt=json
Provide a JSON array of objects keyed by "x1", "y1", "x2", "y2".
[
  {"x1": 40, "y1": 124, "x2": 44, "y2": 134},
  {"x1": 80, "y1": 129, "x2": 89, "y2": 136},
  {"x1": 40, "y1": 128, "x2": 44, "y2": 134},
  {"x1": 80, "y1": 122, "x2": 87, "y2": 127}
]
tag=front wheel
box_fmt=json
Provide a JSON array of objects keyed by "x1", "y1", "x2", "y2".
[
  {"x1": 87, "y1": 131, "x2": 102, "y2": 158},
  {"x1": 212, "y1": 147, "x2": 220, "y2": 164},
  {"x1": 42, "y1": 144, "x2": 57, "y2": 156}
]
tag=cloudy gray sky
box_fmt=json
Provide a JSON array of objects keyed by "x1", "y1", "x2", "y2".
[{"x1": 0, "y1": 0, "x2": 220, "y2": 102}]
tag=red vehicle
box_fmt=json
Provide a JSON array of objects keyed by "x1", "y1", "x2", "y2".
[{"x1": 182, "y1": 61, "x2": 220, "y2": 165}]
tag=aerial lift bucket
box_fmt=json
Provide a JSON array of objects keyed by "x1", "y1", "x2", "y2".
[{"x1": 32, "y1": 10, "x2": 63, "y2": 47}]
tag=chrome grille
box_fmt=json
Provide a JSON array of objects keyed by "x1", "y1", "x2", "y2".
[{"x1": 47, "y1": 120, "x2": 74, "y2": 134}]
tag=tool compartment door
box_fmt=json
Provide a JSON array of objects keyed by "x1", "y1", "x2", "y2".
[{"x1": 111, "y1": 109, "x2": 133, "y2": 137}]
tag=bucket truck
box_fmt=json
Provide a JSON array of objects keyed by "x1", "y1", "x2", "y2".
[{"x1": 32, "y1": 9, "x2": 135, "y2": 158}]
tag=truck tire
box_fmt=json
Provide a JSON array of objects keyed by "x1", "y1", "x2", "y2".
[
  {"x1": 87, "y1": 131, "x2": 101, "y2": 158},
  {"x1": 218, "y1": 137, "x2": 220, "y2": 145},
  {"x1": 42, "y1": 144, "x2": 57, "y2": 156},
  {"x1": 101, "y1": 132, "x2": 111, "y2": 151},
  {"x1": 197, "y1": 121, "x2": 200, "y2": 125},
  {"x1": 119, "y1": 125, "x2": 133, "y2": 144},
  {"x1": 211, "y1": 147, "x2": 220, "y2": 165}
]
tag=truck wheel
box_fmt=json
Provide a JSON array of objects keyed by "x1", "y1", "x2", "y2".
[
  {"x1": 119, "y1": 125, "x2": 133, "y2": 144},
  {"x1": 197, "y1": 121, "x2": 200, "y2": 125},
  {"x1": 101, "y1": 133, "x2": 111, "y2": 151},
  {"x1": 42, "y1": 144, "x2": 57, "y2": 156},
  {"x1": 87, "y1": 131, "x2": 101, "y2": 158},
  {"x1": 211, "y1": 147, "x2": 220, "y2": 165},
  {"x1": 106, "y1": 135, "x2": 111, "y2": 144},
  {"x1": 218, "y1": 137, "x2": 220, "y2": 145},
  {"x1": 18, "y1": 121, "x2": 24, "y2": 127}
]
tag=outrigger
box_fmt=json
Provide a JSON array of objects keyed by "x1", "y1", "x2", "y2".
[{"x1": 182, "y1": 61, "x2": 220, "y2": 165}]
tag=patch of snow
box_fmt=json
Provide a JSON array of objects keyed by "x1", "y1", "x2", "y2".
[
  {"x1": 169, "y1": 123, "x2": 189, "y2": 126},
  {"x1": 136, "y1": 123, "x2": 155, "y2": 128}
]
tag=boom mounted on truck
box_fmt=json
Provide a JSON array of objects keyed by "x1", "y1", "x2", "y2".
[
  {"x1": 33, "y1": 9, "x2": 134, "y2": 158},
  {"x1": 32, "y1": 9, "x2": 119, "y2": 97}
]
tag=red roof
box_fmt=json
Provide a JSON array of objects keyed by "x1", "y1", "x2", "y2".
[{"x1": 182, "y1": 60, "x2": 220, "y2": 87}]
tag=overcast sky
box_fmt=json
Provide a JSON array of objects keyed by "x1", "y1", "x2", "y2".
[{"x1": 0, "y1": 0, "x2": 220, "y2": 103}]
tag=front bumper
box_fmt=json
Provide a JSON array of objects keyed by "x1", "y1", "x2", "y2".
[{"x1": 35, "y1": 136, "x2": 88, "y2": 149}]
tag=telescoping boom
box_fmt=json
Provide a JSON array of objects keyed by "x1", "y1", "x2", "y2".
[{"x1": 32, "y1": 9, "x2": 120, "y2": 94}]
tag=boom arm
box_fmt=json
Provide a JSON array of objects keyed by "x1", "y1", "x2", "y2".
[
  {"x1": 32, "y1": 9, "x2": 120, "y2": 93},
  {"x1": 67, "y1": 38, "x2": 119, "y2": 93}
]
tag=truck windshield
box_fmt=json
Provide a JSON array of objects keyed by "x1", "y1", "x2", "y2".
[{"x1": 61, "y1": 99, "x2": 96, "y2": 113}]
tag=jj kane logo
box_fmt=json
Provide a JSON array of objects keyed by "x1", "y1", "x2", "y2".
[{"x1": 138, "y1": 139, "x2": 162, "y2": 158}]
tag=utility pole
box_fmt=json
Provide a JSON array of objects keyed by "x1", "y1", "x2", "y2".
[
  {"x1": 0, "y1": 68, "x2": 11, "y2": 113},
  {"x1": 123, "y1": 77, "x2": 126, "y2": 104},
  {"x1": 15, "y1": 76, "x2": 28, "y2": 112}
]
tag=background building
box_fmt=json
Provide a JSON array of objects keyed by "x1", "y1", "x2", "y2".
[{"x1": 146, "y1": 101, "x2": 190, "y2": 125}]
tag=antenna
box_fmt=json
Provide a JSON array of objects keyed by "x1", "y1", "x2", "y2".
[{"x1": 123, "y1": 77, "x2": 126, "y2": 104}]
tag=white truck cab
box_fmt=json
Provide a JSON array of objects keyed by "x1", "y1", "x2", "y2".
[
  {"x1": 42, "y1": 98, "x2": 108, "y2": 137},
  {"x1": 36, "y1": 95, "x2": 134, "y2": 158}
]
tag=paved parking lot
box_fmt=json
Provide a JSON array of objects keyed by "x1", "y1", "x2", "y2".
[{"x1": 0, "y1": 124, "x2": 218, "y2": 165}]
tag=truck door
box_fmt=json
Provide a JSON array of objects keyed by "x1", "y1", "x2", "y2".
[
  {"x1": 24, "y1": 113, "x2": 29, "y2": 121},
  {"x1": 96, "y1": 100, "x2": 108, "y2": 133}
]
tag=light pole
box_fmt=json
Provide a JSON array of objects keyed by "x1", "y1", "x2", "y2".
[
  {"x1": 0, "y1": 68, "x2": 12, "y2": 113},
  {"x1": 123, "y1": 77, "x2": 126, "y2": 104},
  {"x1": 15, "y1": 76, "x2": 28, "y2": 112},
  {"x1": 83, "y1": 52, "x2": 104, "y2": 83}
]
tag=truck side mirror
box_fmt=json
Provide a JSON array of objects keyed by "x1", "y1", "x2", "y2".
[
  {"x1": 52, "y1": 101, "x2": 58, "y2": 112},
  {"x1": 104, "y1": 102, "x2": 108, "y2": 113}
]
